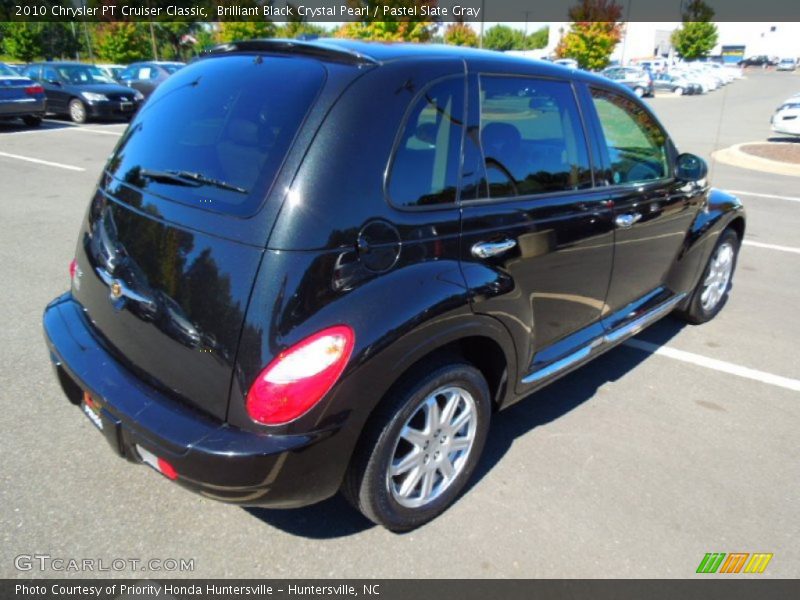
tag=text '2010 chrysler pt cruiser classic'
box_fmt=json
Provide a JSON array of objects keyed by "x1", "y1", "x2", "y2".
[{"x1": 44, "y1": 40, "x2": 745, "y2": 531}]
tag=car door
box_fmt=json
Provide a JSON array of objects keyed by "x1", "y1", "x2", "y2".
[
  {"x1": 40, "y1": 65, "x2": 68, "y2": 113},
  {"x1": 583, "y1": 85, "x2": 703, "y2": 330},
  {"x1": 460, "y1": 71, "x2": 615, "y2": 392}
]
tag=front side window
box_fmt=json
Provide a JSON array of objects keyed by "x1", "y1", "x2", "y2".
[
  {"x1": 590, "y1": 88, "x2": 669, "y2": 184},
  {"x1": 478, "y1": 76, "x2": 593, "y2": 198},
  {"x1": 387, "y1": 77, "x2": 465, "y2": 208}
]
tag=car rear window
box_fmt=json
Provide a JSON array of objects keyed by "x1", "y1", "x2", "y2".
[{"x1": 106, "y1": 54, "x2": 325, "y2": 217}]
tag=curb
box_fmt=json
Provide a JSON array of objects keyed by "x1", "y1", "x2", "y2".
[{"x1": 712, "y1": 142, "x2": 800, "y2": 177}]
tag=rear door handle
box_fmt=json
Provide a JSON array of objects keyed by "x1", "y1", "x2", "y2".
[
  {"x1": 615, "y1": 213, "x2": 642, "y2": 229},
  {"x1": 471, "y1": 239, "x2": 517, "y2": 259}
]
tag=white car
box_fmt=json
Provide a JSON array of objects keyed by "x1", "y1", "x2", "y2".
[
  {"x1": 553, "y1": 58, "x2": 579, "y2": 69},
  {"x1": 777, "y1": 58, "x2": 797, "y2": 72},
  {"x1": 771, "y1": 98, "x2": 800, "y2": 136}
]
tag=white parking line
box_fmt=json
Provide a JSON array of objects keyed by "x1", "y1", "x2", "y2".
[
  {"x1": 624, "y1": 338, "x2": 800, "y2": 393},
  {"x1": 728, "y1": 190, "x2": 800, "y2": 203},
  {"x1": 0, "y1": 151, "x2": 85, "y2": 172},
  {"x1": 743, "y1": 240, "x2": 800, "y2": 254}
]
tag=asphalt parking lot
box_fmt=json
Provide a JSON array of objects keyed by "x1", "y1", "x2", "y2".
[{"x1": 1, "y1": 69, "x2": 798, "y2": 579}]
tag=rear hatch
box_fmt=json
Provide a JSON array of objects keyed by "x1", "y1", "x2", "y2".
[{"x1": 70, "y1": 53, "x2": 328, "y2": 420}]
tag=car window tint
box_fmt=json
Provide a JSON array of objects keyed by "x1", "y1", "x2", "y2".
[
  {"x1": 387, "y1": 77, "x2": 465, "y2": 208},
  {"x1": 43, "y1": 67, "x2": 59, "y2": 82},
  {"x1": 106, "y1": 55, "x2": 324, "y2": 217},
  {"x1": 22, "y1": 65, "x2": 40, "y2": 79},
  {"x1": 478, "y1": 76, "x2": 593, "y2": 199},
  {"x1": 590, "y1": 88, "x2": 669, "y2": 184}
]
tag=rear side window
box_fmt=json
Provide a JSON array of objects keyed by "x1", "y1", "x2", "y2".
[
  {"x1": 387, "y1": 77, "x2": 465, "y2": 208},
  {"x1": 590, "y1": 88, "x2": 669, "y2": 184},
  {"x1": 478, "y1": 76, "x2": 593, "y2": 199},
  {"x1": 106, "y1": 55, "x2": 325, "y2": 216}
]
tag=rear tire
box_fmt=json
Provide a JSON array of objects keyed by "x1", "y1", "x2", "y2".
[
  {"x1": 68, "y1": 99, "x2": 87, "y2": 124},
  {"x1": 22, "y1": 115, "x2": 42, "y2": 127},
  {"x1": 343, "y1": 362, "x2": 491, "y2": 531},
  {"x1": 676, "y1": 228, "x2": 740, "y2": 324},
  {"x1": 634, "y1": 86, "x2": 646, "y2": 98}
]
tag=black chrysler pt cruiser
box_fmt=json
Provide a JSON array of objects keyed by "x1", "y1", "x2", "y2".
[{"x1": 44, "y1": 40, "x2": 745, "y2": 531}]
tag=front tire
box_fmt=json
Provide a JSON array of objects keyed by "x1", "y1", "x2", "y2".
[
  {"x1": 673, "y1": 86, "x2": 685, "y2": 96},
  {"x1": 676, "y1": 228, "x2": 740, "y2": 324},
  {"x1": 634, "y1": 86, "x2": 646, "y2": 98},
  {"x1": 343, "y1": 362, "x2": 491, "y2": 531},
  {"x1": 68, "y1": 99, "x2": 87, "y2": 124}
]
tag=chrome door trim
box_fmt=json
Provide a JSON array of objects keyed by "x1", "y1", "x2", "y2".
[{"x1": 521, "y1": 293, "x2": 687, "y2": 385}]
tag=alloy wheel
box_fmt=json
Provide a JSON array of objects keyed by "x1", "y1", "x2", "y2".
[
  {"x1": 387, "y1": 386, "x2": 478, "y2": 509},
  {"x1": 701, "y1": 242, "x2": 734, "y2": 311}
]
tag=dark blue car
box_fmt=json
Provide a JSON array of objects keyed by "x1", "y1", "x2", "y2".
[
  {"x1": 22, "y1": 62, "x2": 143, "y2": 123},
  {"x1": 0, "y1": 62, "x2": 46, "y2": 127}
]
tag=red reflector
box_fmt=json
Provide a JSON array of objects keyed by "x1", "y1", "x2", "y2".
[
  {"x1": 246, "y1": 325, "x2": 355, "y2": 425},
  {"x1": 25, "y1": 84, "x2": 44, "y2": 95},
  {"x1": 69, "y1": 258, "x2": 78, "y2": 279},
  {"x1": 157, "y1": 458, "x2": 179, "y2": 480}
]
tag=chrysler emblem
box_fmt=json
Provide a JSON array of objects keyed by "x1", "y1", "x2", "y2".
[{"x1": 110, "y1": 281, "x2": 123, "y2": 300}]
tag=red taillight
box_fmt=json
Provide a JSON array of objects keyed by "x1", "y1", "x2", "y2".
[
  {"x1": 25, "y1": 84, "x2": 43, "y2": 95},
  {"x1": 69, "y1": 258, "x2": 78, "y2": 280},
  {"x1": 246, "y1": 325, "x2": 355, "y2": 425}
]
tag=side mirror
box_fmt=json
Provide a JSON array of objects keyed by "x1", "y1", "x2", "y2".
[{"x1": 675, "y1": 152, "x2": 708, "y2": 182}]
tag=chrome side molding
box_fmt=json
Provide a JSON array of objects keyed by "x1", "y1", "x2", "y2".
[{"x1": 521, "y1": 293, "x2": 687, "y2": 385}]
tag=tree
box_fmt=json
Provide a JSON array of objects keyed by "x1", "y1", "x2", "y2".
[
  {"x1": 483, "y1": 24, "x2": 522, "y2": 51},
  {"x1": 482, "y1": 24, "x2": 548, "y2": 51},
  {"x1": 555, "y1": 0, "x2": 624, "y2": 70},
  {"x1": 671, "y1": 0, "x2": 718, "y2": 60},
  {"x1": 443, "y1": 23, "x2": 478, "y2": 47},
  {"x1": 40, "y1": 23, "x2": 83, "y2": 61},
  {"x1": 333, "y1": 1, "x2": 438, "y2": 42},
  {"x1": 95, "y1": 22, "x2": 151, "y2": 63},
  {"x1": 217, "y1": 21, "x2": 276, "y2": 44},
  {"x1": 276, "y1": 3, "x2": 330, "y2": 39},
  {"x1": 527, "y1": 26, "x2": 549, "y2": 49},
  {"x1": 3, "y1": 22, "x2": 42, "y2": 62}
]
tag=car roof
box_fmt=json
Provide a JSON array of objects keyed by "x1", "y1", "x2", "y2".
[{"x1": 207, "y1": 38, "x2": 616, "y2": 90}]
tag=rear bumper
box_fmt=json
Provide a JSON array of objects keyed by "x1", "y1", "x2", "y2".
[
  {"x1": 0, "y1": 97, "x2": 46, "y2": 117},
  {"x1": 43, "y1": 293, "x2": 346, "y2": 507}
]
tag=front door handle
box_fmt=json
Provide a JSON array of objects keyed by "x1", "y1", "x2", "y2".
[
  {"x1": 471, "y1": 239, "x2": 517, "y2": 259},
  {"x1": 615, "y1": 213, "x2": 642, "y2": 229}
]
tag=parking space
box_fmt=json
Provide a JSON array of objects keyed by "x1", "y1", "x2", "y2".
[{"x1": 0, "y1": 70, "x2": 797, "y2": 578}]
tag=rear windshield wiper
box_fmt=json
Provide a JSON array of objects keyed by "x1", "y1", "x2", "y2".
[{"x1": 139, "y1": 169, "x2": 247, "y2": 194}]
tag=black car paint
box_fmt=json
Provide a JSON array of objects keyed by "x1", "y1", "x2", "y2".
[
  {"x1": 44, "y1": 41, "x2": 745, "y2": 508},
  {"x1": 24, "y1": 62, "x2": 142, "y2": 120}
]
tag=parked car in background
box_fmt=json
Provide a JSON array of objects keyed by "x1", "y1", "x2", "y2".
[
  {"x1": 22, "y1": 62, "x2": 144, "y2": 123},
  {"x1": 97, "y1": 63, "x2": 126, "y2": 81},
  {"x1": 739, "y1": 55, "x2": 770, "y2": 67},
  {"x1": 771, "y1": 97, "x2": 800, "y2": 136},
  {"x1": 553, "y1": 58, "x2": 578, "y2": 69},
  {"x1": 776, "y1": 58, "x2": 797, "y2": 72},
  {"x1": 44, "y1": 40, "x2": 745, "y2": 531},
  {"x1": 601, "y1": 66, "x2": 654, "y2": 97},
  {"x1": 653, "y1": 73, "x2": 701, "y2": 95},
  {"x1": 118, "y1": 61, "x2": 184, "y2": 98},
  {"x1": 0, "y1": 61, "x2": 46, "y2": 127}
]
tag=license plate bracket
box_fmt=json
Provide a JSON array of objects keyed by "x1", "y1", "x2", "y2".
[{"x1": 81, "y1": 391, "x2": 124, "y2": 455}]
